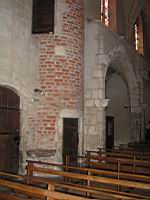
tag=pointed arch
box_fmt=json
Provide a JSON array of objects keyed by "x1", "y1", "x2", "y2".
[{"x1": 106, "y1": 45, "x2": 140, "y2": 113}]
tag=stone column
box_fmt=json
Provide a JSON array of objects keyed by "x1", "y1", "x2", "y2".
[{"x1": 84, "y1": 36, "x2": 110, "y2": 151}]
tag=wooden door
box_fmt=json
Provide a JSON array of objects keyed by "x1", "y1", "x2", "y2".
[
  {"x1": 63, "y1": 118, "x2": 78, "y2": 165},
  {"x1": 106, "y1": 116, "x2": 114, "y2": 149},
  {"x1": 0, "y1": 86, "x2": 20, "y2": 173}
]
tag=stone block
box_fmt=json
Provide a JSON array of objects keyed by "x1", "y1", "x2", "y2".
[
  {"x1": 85, "y1": 99, "x2": 94, "y2": 107},
  {"x1": 85, "y1": 90, "x2": 92, "y2": 98},
  {"x1": 54, "y1": 45, "x2": 66, "y2": 56},
  {"x1": 93, "y1": 69, "x2": 103, "y2": 78},
  {"x1": 85, "y1": 114, "x2": 96, "y2": 125},
  {"x1": 84, "y1": 107, "x2": 97, "y2": 115},
  {"x1": 99, "y1": 89, "x2": 105, "y2": 98},
  {"x1": 94, "y1": 99, "x2": 100, "y2": 107},
  {"x1": 84, "y1": 125, "x2": 89, "y2": 135},
  {"x1": 92, "y1": 90, "x2": 99, "y2": 99},
  {"x1": 89, "y1": 125, "x2": 97, "y2": 135}
]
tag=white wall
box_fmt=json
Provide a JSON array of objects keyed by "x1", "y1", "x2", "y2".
[
  {"x1": 0, "y1": 0, "x2": 38, "y2": 97},
  {"x1": 0, "y1": 0, "x2": 38, "y2": 173}
]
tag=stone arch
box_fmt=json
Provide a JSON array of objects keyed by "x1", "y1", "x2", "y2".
[
  {"x1": 105, "y1": 45, "x2": 141, "y2": 142},
  {"x1": 0, "y1": 84, "x2": 20, "y2": 98},
  {"x1": 106, "y1": 45, "x2": 140, "y2": 114},
  {"x1": 0, "y1": 71, "x2": 35, "y2": 109}
]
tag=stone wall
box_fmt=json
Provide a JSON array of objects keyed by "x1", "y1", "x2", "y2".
[{"x1": 84, "y1": 1, "x2": 147, "y2": 150}]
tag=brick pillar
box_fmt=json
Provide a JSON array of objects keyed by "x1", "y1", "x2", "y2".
[{"x1": 25, "y1": 0, "x2": 84, "y2": 163}]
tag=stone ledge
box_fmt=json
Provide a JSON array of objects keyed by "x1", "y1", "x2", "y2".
[{"x1": 26, "y1": 149, "x2": 56, "y2": 158}]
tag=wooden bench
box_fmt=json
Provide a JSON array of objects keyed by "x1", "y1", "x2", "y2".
[
  {"x1": 97, "y1": 148, "x2": 150, "y2": 161},
  {"x1": 84, "y1": 152, "x2": 150, "y2": 175},
  {"x1": 24, "y1": 160, "x2": 150, "y2": 199},
  {"x1": 0, "y1": 172, "x2": 89, "y2": 200},
  {"x1": 0, "y1": 191, "x2": 27, "y2": 200},
  {"x1": 86, "y1": 148, "x2": 150, "y2": 161},
  {"x1": 25, "y1": 160, "x2": 150, "y2": 182},
  {"x1": 65, "y1": 151, "x2": 150, "y2": 175},
  {"x1": 85, "y1": 151, "x2": 150, "y2": 166}
]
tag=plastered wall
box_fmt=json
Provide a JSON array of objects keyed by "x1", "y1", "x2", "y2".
[
  {"x1": 0, "y1": 0, "x2": 39, "y2": 173},
  {"x1": 0, "y1": 0, "x2": 38, "y2": 95}
]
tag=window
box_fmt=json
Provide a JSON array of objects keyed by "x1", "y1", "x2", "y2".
[
  {"x1": 32, "y1": 0, "x2": 55, "y2": 34},
  {"x1": 134, "y1": 15, "x2": 144, "y2": 54},
  {"x1": 100, "y1": 0, "x2": 109, "y2": 27},
  {"x1": 135, "y1": 23, "x2": 138, "y2": 51}
]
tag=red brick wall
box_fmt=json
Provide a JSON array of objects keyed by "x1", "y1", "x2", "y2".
[{"x1": 26, "y1": 0, "x2": 84, "y2": 151}]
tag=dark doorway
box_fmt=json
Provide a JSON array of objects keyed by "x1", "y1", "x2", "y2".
[
  {"x1": 0, "y1": 86, "x2": 20, "y2": 173},
  {"x1": 106, "y1": 116, "x2": 114, "y2": 149},
  {"x1": 63, "y1": 118, "x2": 78, "y2": 165},
  {"x1": 145, "y1": 127, "x2": 150, "y2": 141}
]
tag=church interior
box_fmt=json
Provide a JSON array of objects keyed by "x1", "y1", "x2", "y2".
[{"x1": 0, "y1": 0, "x2": 150, "y2": 199}]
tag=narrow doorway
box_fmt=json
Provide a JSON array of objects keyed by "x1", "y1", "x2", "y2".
[
  {"x1": 106, "y1": 116, "x2": 114, "y2": 149},
  {"x1": 63, "y1": 118, "x2": 78, "y2": 165},
  {"x1": 0, "y1": 86, "x2": 20, "y2": 173}
]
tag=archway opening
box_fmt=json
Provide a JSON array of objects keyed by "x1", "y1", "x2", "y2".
[
  {"x1": 105, "y1": 66, "x2": 131, "y2": 148},
  {"x1": 0, "y1": 86, "x2": 20, "y2": 173}
]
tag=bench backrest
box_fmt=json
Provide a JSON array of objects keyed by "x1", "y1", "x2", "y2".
[
  {"x1": 26, "y1": 160, "x2": 150, "y2": 190},
  {"x1": 87, "y1": 149, "x2": 150, "y2": 161},
  {"x1": 0, "y1": 177, "x2": 89, "y2": 200}
]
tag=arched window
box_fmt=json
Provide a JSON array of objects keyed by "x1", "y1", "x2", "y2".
[
  {"x1": 135, "y1": 23, "x2": 138, "y2": 51},
  {"x1": 134, "y1": 15, "x2": 144, "y2": 54},
  {"x1": 100, "y1": 0, "x2": 109, "y2": 27}
]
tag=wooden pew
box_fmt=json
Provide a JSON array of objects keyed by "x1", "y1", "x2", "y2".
[
  {"x1": 25, "y1": 160, "x2": 150, "y2": 183},
  {"x1": 0, "y1": 174, "x2": 90, "y2": 200},
  {"x1": 24, "y1": 160, "x2": 150, "y2": 200},
  {"x1": 85, "y1": 152, "x2": 150, "y2": 166},
  {"x1": 25, "y1": 160, "x2": 150, "y2": 193},
  {"x1": 88, "y1": 148, "x2": 150, "y2": 161},
  {"x1": 66, "y1": 151, "x2": 150, "y2": 175},
  {"x1": 85, "y1": 152, "x2": 150, "y2": 175},
  {"x1": 97, "y1": 148, "x2": 150, "y2": 160},
  {"x1": 0, "y1": 192, "x2": 27, "y2": 200},
  {"x1": 65, "y1": 148, "x2": 150, "y2": 171}
]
